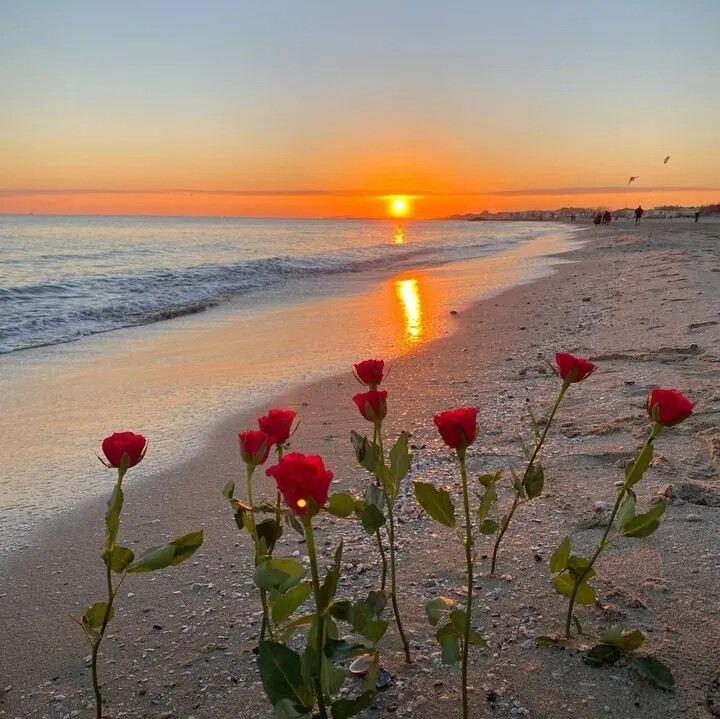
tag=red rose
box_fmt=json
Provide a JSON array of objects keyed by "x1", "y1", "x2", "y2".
[
  {"x1": 647, "y1": 388, "x2": 694, "y2": 427},
  {"x1": 352, "y1": 390, "x2": 388, "y2": 422},
  {"x1": 434, "y1": 408, "x2": 478, "y2": 450},
  {"x1": 266, "y1": 452, "x2": 334, "y2": 516},
  {"x1": 353, "y1": 359, "x2": 385, "y2": 388},
  {"x1": 555, "y1": 352, "x2": 596, "y2": 383},
  {"x1": 239, "y1": 430, "x2": 271, "y2": 466},
  {"x1": 258, "y1": 408, "x2": 297, "y2": 446},
  {"x1": 101, "y1": 431, "x2": 147, "y2": 469}
]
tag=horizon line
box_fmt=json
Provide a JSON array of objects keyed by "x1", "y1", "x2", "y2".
[{"x1": 1, "y1": 200, "x2": 714, "y2": 222}]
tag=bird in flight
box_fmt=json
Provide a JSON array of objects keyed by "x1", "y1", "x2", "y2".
[
  {"x1": 664, "y1": 155, "x2": 671, "y2": 164},
  {"x1": 628, "y1": 176, "x2": 639, "y2": 184}
]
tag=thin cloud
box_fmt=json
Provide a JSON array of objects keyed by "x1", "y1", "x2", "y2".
[
  {"x1": 0, "y1": 185, "x2": 717, "y2": 198},
  {"x1": 0, "y1": 188, "x2": 369, "y2": 197},
  {"x1": 480, "y1": 186, "x2": 720, "y2": 196}
]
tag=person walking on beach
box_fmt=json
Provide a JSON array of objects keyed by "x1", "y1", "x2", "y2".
[
  {"x1": 593, "y1": 212, "x2": 602, "y2": 225},
  {"x1": 694, "y1": 210, "x2": 700, "y2": 223},
  {"x1": 634, "y1": 205, "x2": 644, "y2": 225},
  {"x1": 603, "y1": 210, "x2": 612, "y2": 224}
]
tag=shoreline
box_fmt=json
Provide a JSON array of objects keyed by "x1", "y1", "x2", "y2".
[
  {"x1": 1, "y1": 227, "x2": 584, "y2": 562},
  {"x1": 0, "y1": 224, "x2": 581, "y2": 555},
  {"x1": 1, "y1": 222, "x2": 718, "y2": 718},
  {"x1": 0, "y1": 220, "x2": 579, "y2": 359}
]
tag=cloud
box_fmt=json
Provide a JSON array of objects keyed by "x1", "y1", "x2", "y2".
[
  {"x1": 1, "y1": 185, "x2": 718, "y2": 198},
  {"x1": 479, "y1": 186, "x2": 720, "y2": 197},
  {"x1": 0, "y1": 188, "x2": 367, "y2": 197}
]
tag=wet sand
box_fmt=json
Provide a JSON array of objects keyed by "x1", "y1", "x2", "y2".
[
  {"x1": 1, "y1": 222, "x2": 718, "y2": 718},
  {"x1": 0, "y1": 227, "x2": 576, "y2": 553}
]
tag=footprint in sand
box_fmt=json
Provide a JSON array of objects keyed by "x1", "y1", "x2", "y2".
[
  {"x1": 672, "y1": 482, "x2": 720, "y2": 507},
  {"x1": 708, "y1": 673, "x2": 720, "y2": 717}
]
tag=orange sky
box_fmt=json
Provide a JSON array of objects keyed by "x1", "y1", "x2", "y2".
[
  {"x1": 2, "y1": 3, "x2": 719, "y2": 218},
  {"x1": 1, "y1": 188, "x2": 718, "y2": 219}
]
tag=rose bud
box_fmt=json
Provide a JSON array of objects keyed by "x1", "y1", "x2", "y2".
[
  {"x1": 101, "y1": 431, "x2": 147, "y2": 469},
  {"x1": 352, "y1": 390, "x2": 388, "y2": 422},
  {"x1": 353, "y1": 359, "x2": 385, "y2": 388},
  {"x1": 266, "y1": 452, "x2": 334, "y2": 516},
  {"x1": 555, "y1": 352, "x2": 597, "y2": 383},
  {"x1": 258, "y1": 408, "x2": 297, "y2": 447},
  {"x1": 434, "y1": 408, "x2": 478, "y2": 451},
  {"x1": 647, "y1": 388, "x2": 694, "y2": 427},
  {"x1": 239, "y1": 430, "x2": 271, "y2": 466}
]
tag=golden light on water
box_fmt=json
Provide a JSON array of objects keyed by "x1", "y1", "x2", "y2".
[
  {"x1": 395, "y1": 278, "x2": 423, "y2": 342},
  {"x1": 392, "y1": 225, "x2": 405, "y2": 244}
]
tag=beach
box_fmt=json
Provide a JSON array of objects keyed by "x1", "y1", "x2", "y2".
[
  {"x1": 0, "y1": 217, "x2": 578, "y2": 553},
  {"x1": 1, "y1": 221, "x2": 718, "y2": 718}
]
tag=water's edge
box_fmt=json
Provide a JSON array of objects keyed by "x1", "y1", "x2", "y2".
[{"x1": 0, "y1": 225, "x2": 586, "y2": 560}]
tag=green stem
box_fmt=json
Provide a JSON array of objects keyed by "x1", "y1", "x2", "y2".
[
  {"x1": 491, "y1": 380, "x2": 570, "y2": 574},
  {"x1": 386, "y1": 499, "x2": 411, "y2": 662},
  {"x1": 90, "y1": 562, "x2": 114, "y2": 718},
  {"x1": 564, "y1": 428, "x2": 660, "y2": 637},
  {"x1": 564, "y1": 487, "x2": 624, "y2": 637},
  {"x1": 528, "y1": 381, "x2": 570, "y2": 468},
  {"x1": 274, "y1": 445, "x2": 284, "y2": 533},
  {"x1": 372, "y1": 424, "x2": 388, "y2": 592},
  {"x1": 91, "y1": 468, "x2": 126, "y2": 719},
  {"x1": 304, "y1": 517, "x2": 329, "y2": 719},
  {"x1": 490, "y1": 493, "x2": 519, "y2": 574},
  {"x1": 376, "y1": 422, "x2": 411, "y2": 663},
  {"x1": 375, "y1": 529, "x2": 388, "y2": 592},
  {"x1": 459, "y1": 454, "x2": 473, "y2": 719},
  {"x1": 246, "y1": 463, "x2": 272, "y2": 640}
]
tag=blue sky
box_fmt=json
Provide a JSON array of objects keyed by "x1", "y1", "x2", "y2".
[{"x1": 1, "y1": 0, "x2": 719, "y2": 215}]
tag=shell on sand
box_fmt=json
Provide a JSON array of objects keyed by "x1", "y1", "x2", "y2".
[{"x1": 348, "y1": 654, "x2": 374, "y2": 676}]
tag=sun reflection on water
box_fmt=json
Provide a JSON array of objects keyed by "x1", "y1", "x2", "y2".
[
  {"x1": 392, "y1": 225, "x2": 405, "y2": 244},
  {"x1": 395, "y1": 278, "x2": 423, "y2": 342}
]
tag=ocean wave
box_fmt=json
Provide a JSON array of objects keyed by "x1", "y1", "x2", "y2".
[{"x1": 0, "y1": 224, "x2": 531, "y2": 354}]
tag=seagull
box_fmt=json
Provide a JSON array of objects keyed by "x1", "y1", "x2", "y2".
[
  {"x1": 628, "y1": 176, "x2": 639, "y2": 184},
  {"x1": 664, "y1": 155, "x2": 671, "y2": 164}
]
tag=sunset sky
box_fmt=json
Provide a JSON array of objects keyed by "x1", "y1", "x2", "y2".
[{"x1": 2, "y1": 0, "x2": 719, "y2": 217}]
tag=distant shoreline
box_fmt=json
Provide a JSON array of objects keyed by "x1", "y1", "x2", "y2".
[{"x1": 2, "y1": 200, "x2": 719, "y2": 222}]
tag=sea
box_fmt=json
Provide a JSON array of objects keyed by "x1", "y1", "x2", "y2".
[
  {"x1": 1, "y1": 215, "x2": 577, "y2": 355},
  {"x1": 0, "y1": 215, "x2": 583, "y2": 553}
]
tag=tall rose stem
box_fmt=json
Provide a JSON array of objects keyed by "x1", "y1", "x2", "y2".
[
  {"x1": 458, "y1": 453, "x2": 473, "y2": 719},
  {"x1": 491, "y1": 380, "x2": 570, "y2": 574},
  {"x1": 90, "y1": 561, "x2": 114, "y2": 719},
  {"x1": 274, "y1": 445, "x2": 284, "y2": 532},
  {"x1": 490, "y1": 493, "x2": 519, "y2": 575},
  {"x1": 91, "y1": 467, "x2": 127, "y2": 719},
  {"x1": 303, "y1": 516, "x2": 329, "y2": 719},
  {"x1": 376, "y1": 422, "x2": 411, "y2": 663},
  {"x1": 375, "y1": 531, "x2": 388, "y2": 592},
  {"x1": 564, "y1": 426, "x2": 660, "y2": 637},
  {"x1": 246, "y1": 463, "x2": 272, "y2": 640},
  {"x1": 371, "y1": 425, "x2": 388, "y2": 592},
  {"x1": 385, "y1": 499, "x2": 411, "y2": 663}
]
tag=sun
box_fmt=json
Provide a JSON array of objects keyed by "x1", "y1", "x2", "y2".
[{"x1": 388, "y1": 196, "x2": 411, "y2": 218}]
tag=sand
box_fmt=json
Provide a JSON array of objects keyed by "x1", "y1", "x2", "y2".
[{"x1": 0, "y1": 221, "x2": 718, "y2": 719}]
